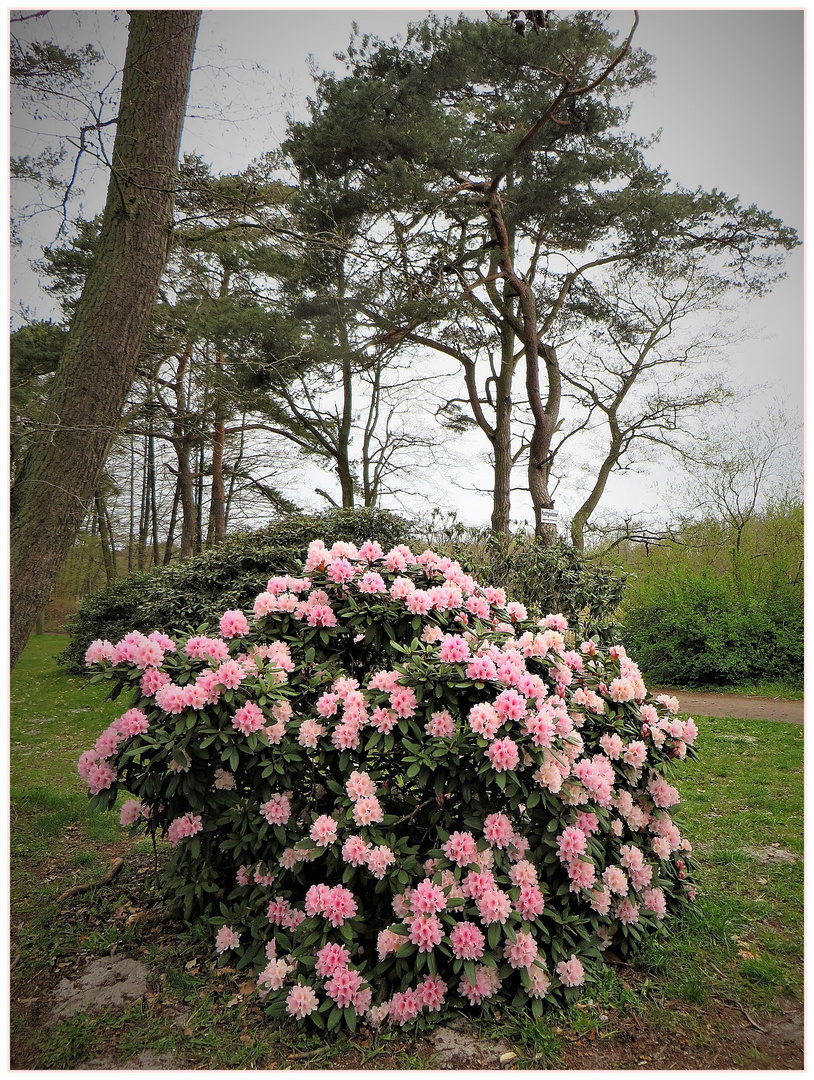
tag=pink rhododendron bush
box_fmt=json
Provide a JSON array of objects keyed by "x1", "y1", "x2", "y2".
[{"x1": 80, "y1": 539, "x2": 698, "y2": 1032}]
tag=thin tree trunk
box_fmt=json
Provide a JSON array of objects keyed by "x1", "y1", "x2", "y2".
[
  {"x1": 9, "y1": 10, "x2": 200, "y2": 668},
  {"x1": 209, "y1": 272, "x2": 230, "y2": 543},
  {"x1": 490, "y1": 319, "x2": 515, "y2": 536},
  {"x1": 163, "y1": 476, "x2": 181, "y2": 565},
  {"x1": 177, "y1": 442, "x2": 197, "y2": 559},
  {"x1": 137, "y1": 434, "x2": 149, "y2": 570},
  {"x1": 148, "y1": 429, "x2": 160, "y2": 565},
  {"x1": 94, "y1": 488, "x2": 116, "y2": 585},
  {"x1": 195, "y1": 443, "x2": 205, "y2": 553},
  {"x1": 225, "y1": 411, "x2": 246, "y2": 527},
  {"x1": 335, "y1": 273, "x2": 355, "y2": 508},
  {"x1": 128, "y1": 437, "x2": 136, "y2": 572}
]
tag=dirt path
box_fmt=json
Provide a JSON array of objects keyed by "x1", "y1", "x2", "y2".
[{"x1": 658, "y1": 689, "x2": 803, "y2": 725}]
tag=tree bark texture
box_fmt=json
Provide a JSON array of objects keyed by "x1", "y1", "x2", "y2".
[{"x1": 9, "y1": 10, "x2": 200, "y2": 668}]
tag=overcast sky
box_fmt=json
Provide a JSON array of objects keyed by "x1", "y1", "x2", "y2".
[{"x1": 9, "y1": 6, "x2": 806, "y2": 530}]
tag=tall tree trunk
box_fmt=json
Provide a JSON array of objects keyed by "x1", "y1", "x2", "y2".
[
  {"x1": 210, "y1": 388, "x2": 227, "y2": 542},
  {"x1": 94, "y1": 488, "x2": 116, "y2": 585},
  {"x1": 128, "y1": 437, "x2": 136, "y2": 573},
  {"x1": 137, "y1": 435, "x2": 149, "y2": 570},
  {"x1": 176, "y1": 441, "x2": 198, "y2": 559},
  {"x1": 490, "y1": 319, "x2": 516, "y2": 535},
  {"x1": 335, "y1": 278, "x2": 355, "y2": 508},
  {"x1": 195, "y1": 443, "x2": 205, "y2": 553},
  {"x1": 148, "y1": 429, "x2": 160, "y2": 565},
  {"x1": 163, "y1": 476, "x2": 181, "y2": 565},
  {"x1": 570, "y1": 429, "x2": 622, "y2": 553},
  {"x1": 225, "y1": 411, "x2": 247, "y2": 527},
  {"x1": 209, "y1": 272, "x2": 230, "y2": 544},
  {"x1": 525, "y1": 339, "x2": 560, "y2": 547},
  {"x1": 9, "y1": 10, "x2": 200, "y2": 668}
]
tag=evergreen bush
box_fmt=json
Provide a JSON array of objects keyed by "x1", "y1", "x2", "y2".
[
  {"x1": 622, "y1": 565, "x2": 803, "y2": 688},
  {"x1": 80, "y1": 538, "x2": 698, "y2": 1031},
  {"x1": 60, "y1": 508, "x2": 413, "y2": 672}
]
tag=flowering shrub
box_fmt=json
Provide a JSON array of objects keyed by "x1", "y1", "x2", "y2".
[{"x1": 80, "y1": 538, "x2": 698, "y2": 1032}]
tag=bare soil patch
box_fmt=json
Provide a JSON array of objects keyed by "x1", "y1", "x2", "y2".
[{"x1": 658, "y1": 690, "x2": 803, "y2": 725}]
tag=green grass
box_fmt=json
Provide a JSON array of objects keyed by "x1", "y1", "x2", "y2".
[{"x1": 10, "y1": 635, "x2": 804, "y2": 1069}]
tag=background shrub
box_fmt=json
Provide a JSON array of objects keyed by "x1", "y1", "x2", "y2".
[
  {"x1": 60, "y1": 508, "x2": 413, "y2": 671},
  {"x1": 622, "y1": 565, "x2": 804, "y2": 688},
  {"x1": 418, "y1": 520, "x2": 627, "y2": 639}
]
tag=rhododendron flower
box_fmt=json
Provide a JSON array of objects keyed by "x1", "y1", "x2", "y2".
[
  {"x1": 557, "y1": 826, "x2": 587, "y2": 862},
  {"x1": 233, "y1": 701, "x2": 265, "y2": 735},
  {"x1": 346, "y1": 770, "x2": 376, "y2": 801},
  {"x1": 310, "y1": 815, "x2": 338, "y2": 847},
  {"x1": 556, "y1": 955, "x2": 585, "y2": 987},
  {"x1": 424, "y1": 709, "x2": 455, "y2": 738},
  {"x1": 286, "y1": 983, "x2": 319, "y2": 1019},
  {"x1": 351, "y1": 795, "x2": 384, "y2": 827},
  {"x1": 588, "y1": 884, "x2": 613, "y2": 915},
  {"x1": 411, "y1": 879, "x2": 446, "y2": 915},
  {"x1": 389, "y1": 686, "x2": 417, "y2": 718},
  {"x1": 213, "y1": 768, "x2": 235, "y2": 791},
  {"x1": 219, "y1": 609, "x2": 249, "y2": 638},
  {"x1": 215, "y1": 925, "x2": 240, "y2": 954},
  {"x1": 599, "y1": 732, "x2": 623, "y2": 759},
  {"x1": 315, "y1": 943, "x2": 351, "y2": 978},
  {"x1": 448, "y1": 920, "x2": 485, "y2": 961},
  {"x1": 258, "y1": 957, "x2": 290, "y2": 996},
  {"x1": 119, "y1": 799, "x2": 142, "y2": 826},
  {"x1": 603, "y1": 865, "x2": 628, "y2": 895},
  {"x1": 515, "y1": 882, "x2": 546, "y2": 920},
  {"x1": 367, "y1": 706, "x2": 396, "y2": 736},
  {"x1": 442, "y1": 831, "x2": 478, "y2": 868},
  {"x1": 389, "y1": 987, "x2": 423, "y2": 1026},
  {"x1": 326, "y1": 966, "x2": 364, "y2": 1007},
  {"x1": 486, "y1": 737, "x2": 519, "y2": 773},
  {"x1": 167, "y1": 812, "x2": 202, "y2": 847},
  {"x1": 615, "y1": 897, "x2": 640, "y2": 925},
  {"x1": 647, "y1": 773, "x2": 681, "y2": 808},
  {"x1": 216, "y1": 660, "x2": 246, "y2": 691},
  {"x1": 298, "y1": 718, "x2": 324, "y2": 747},
  {"x1": 509, "y1": 859, "x2": 538, "y2": 886},
  {"x1": 460, "y1": 964, "x2": 501, "y2": 1005},
  {"x1": 642, "y1": 887, "x2": 667, "y2": 918},
  {"x1": 566, "y1": 858, "x2": 596, "y2": 891},
  {"x1": 476, "y1": 887, "x2": 512, "y2": 925},
  {"x1": 366, "y1": 844, "x2": 395, "y2": 879},
  {"x1": 409, "y1": 913, "x2": 444, "y2": 952},
  {"x1": 341, "y1": 834, "x2": 370, "y2": 867},
  {"x1": 493, "y1": 687, "x2": 527, "y2": 721},
  {"x1": 307, "y1": 604, "x2": 337, "y2": 628},
  {"x1": 421, "y1": 624, "x2": 443, "y2": 643},
  {"x1": 483, "y1": 812, "x2": 514, "y2": 849},
  {"x1": 85, "y1": 638, "x2": 115, "y2": 665},
  {"x1": 439, "y1": 634, "x2": 471, "y2": 663},
  {"x1": 261, "y1": 793, "x2": 291, "y2": 826},
  {"x1": 623, "y1": 741, "x2": 648, "y2": 768},
  {"x1": 655, "y1": 693, "x2": 680, "y2": 714},
  {"x1": 468, "y1": 702, "x2": 501, "y2": 739},
  {"x1": 358, "y1": 570, "x2": 387, "y2": 594},
  {"x1": 504, "y1": 931, "x2": 538, "y2": 970},
  {"x1": 324, "y1": 886, "x2": 357, "y2": 927},
  {"x1": 417, "y1": 974, "x2": 447, "y2": 1012},
  {"x1": 327, "y1": 557, "x2": 356, "y2": 585}
]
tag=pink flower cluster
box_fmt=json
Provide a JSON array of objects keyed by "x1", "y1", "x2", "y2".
[{"x1": 304, "y1": 883, "x2": 357, "y2": 927}]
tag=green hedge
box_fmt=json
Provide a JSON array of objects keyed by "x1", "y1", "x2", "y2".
[
  {"x1": 62, "y1": 511, "x2": 628, "y2": 673},
  {"x1": 621, "y1": 566, "x2": 804, "y2": 688},
  {"x1": 59, "y1": 508, "x2": 413, "y2": 672},
  {"x1": 426, "y1": 530, "x2": 627, "y2": 640}
]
